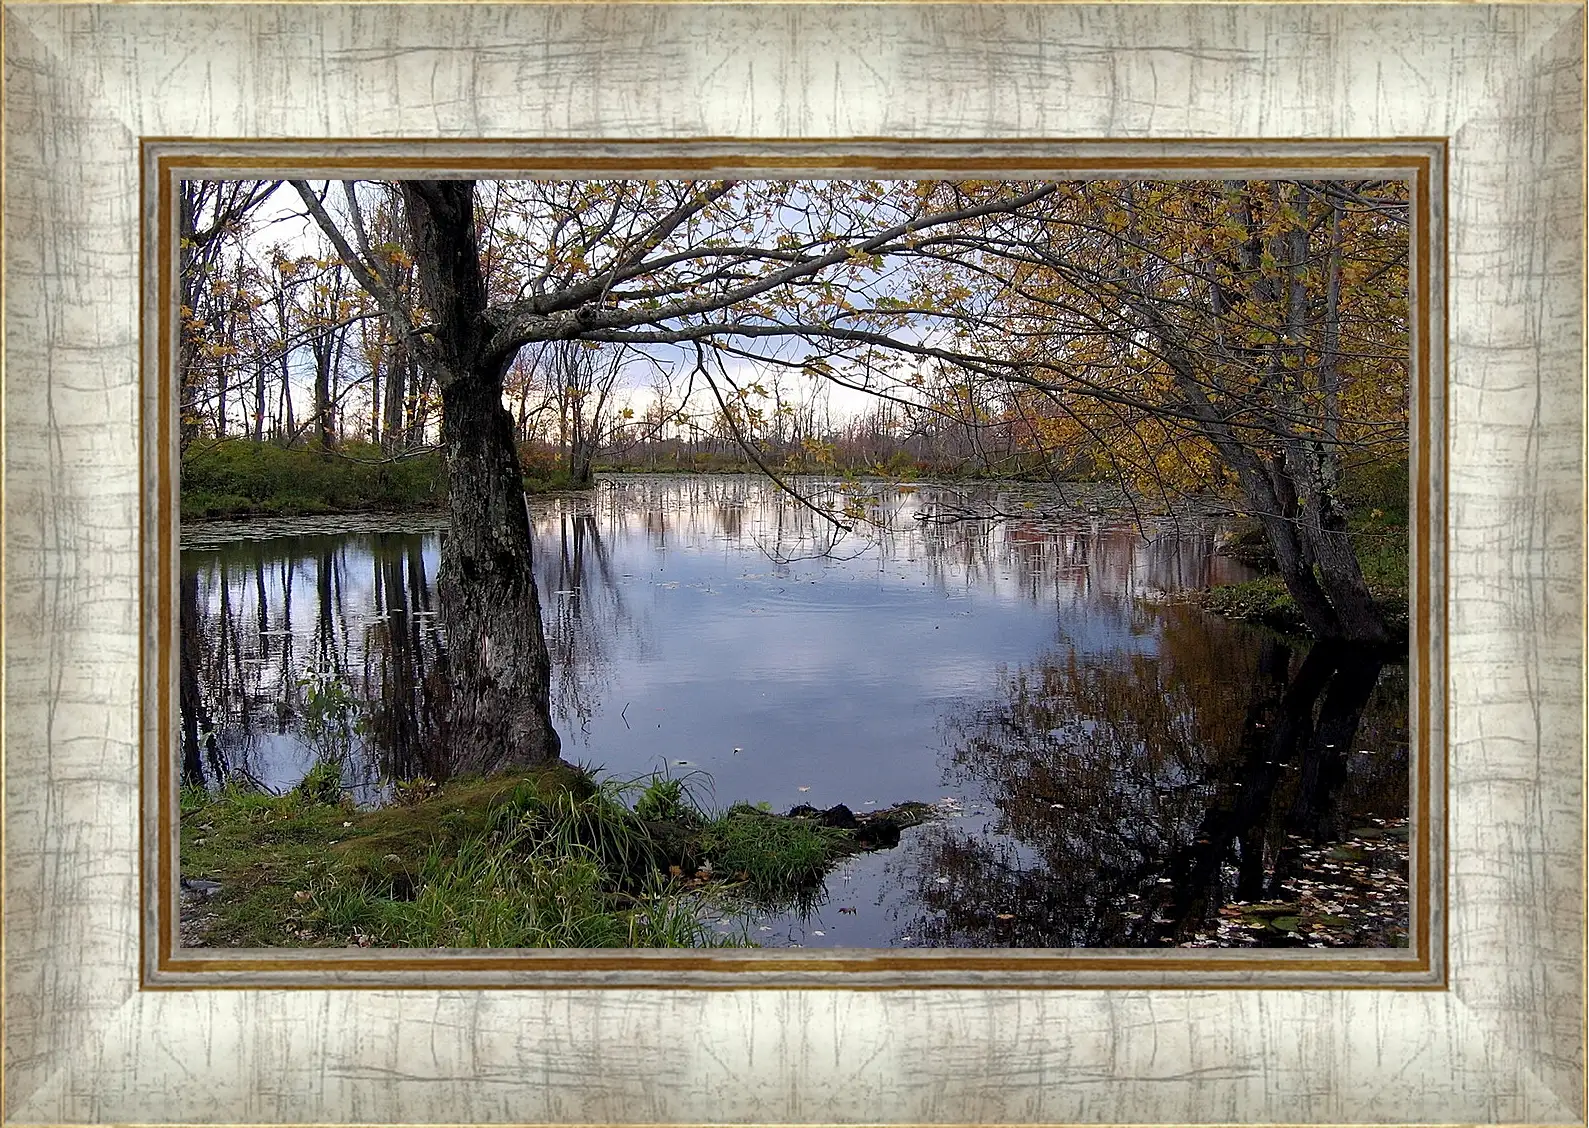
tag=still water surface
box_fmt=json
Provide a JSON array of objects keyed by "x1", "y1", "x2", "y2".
[{"x1": 180, "y1": 474, "x2": 1409, "y2": 948}]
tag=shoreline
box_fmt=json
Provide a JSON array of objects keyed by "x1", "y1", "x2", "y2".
[{"x1": 178, "y1": 764, "x2": 938, "y2": 950}]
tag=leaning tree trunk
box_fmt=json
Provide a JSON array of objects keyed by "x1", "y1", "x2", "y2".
[
  {"x1": 1286, "y1": 439, "x2": 1390, "y2": 645},
  {"x1": 400, "y1": 180, "x2": 562, "y2": 772},
  {"x1": 1152, "y1": 327, "x2": 1391, "y2": 647}
]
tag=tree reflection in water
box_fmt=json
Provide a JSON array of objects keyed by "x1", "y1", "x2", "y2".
[
  {"x1": 363, "y1": 540, "x2": 448, "y2": 782},
  {"x1": 179, "y1": 533, "x2": 451, "y2": 796},
  {"x1": 911, "y1": 603, "x2": 1408, "y2": 947},
  {"x1": 179, "y1": 505, "x2": 637, "y2": 792},
  {"x1": 541, "y1": 505, "x2": 629, "y2": 742},
  {"x1": 177, "y1": 479, "x2": 1410, "y2": 948}
]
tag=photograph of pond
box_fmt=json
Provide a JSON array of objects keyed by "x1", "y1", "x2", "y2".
[{"x1": 174, "y1": 177, "x2": 1412, "y2": 951}]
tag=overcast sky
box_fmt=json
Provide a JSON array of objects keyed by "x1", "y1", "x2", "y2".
[{"x1": 229, "y1": 179, "x2": 933, "y2": 428}]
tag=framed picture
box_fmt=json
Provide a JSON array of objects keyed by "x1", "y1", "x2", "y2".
[
  {"x1": 4, "y1": 2, "x2": 1582, "y2": 1123},
  {"x1": 146, "y1": 140, "x2": 1442, "y2": 989}
]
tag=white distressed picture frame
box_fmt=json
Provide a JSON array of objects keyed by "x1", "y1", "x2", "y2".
[{"x1": 3, "y1": 3, "x2": 1583, "y2": 1123}]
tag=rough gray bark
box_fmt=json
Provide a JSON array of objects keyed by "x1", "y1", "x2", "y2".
[{"x1": 398, "y1": 179, "x2": 562, "y2": 771}]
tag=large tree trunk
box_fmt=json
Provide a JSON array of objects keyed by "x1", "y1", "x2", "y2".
[
  {"x1": 434, "y1": 368, "x2": 561, "y2": 772},
  {"x1": 1289, "y1": 443, "x2": 1389, "y2": 645},
  {"x1": 1231, "y1": 449, "x2": 1388, "y2": 646},
  {"x1": 400, "y1": 180, "x2": 561, "y2": 772},
  {"x1": 1157, "y1": 344, "x2": 1377, "y2": 644}
]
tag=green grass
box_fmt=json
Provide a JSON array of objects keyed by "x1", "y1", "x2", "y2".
[
  {"x1": 180, "y1": 779, "x2": 368, "y2": 947},
  {"x1": 310, "y1": 819, "x2": 725, "y2": 949},
  {"x1": 181, "y1": 439, "x2": 448, "y2": 521},
  {"x1": 179, "y1": 762, "x2": 871, "y2": 949},
  {"x1": 698, "y1": 804, "x2": 851, "y2": 903},
  {"x1": 181, "y1": 438, "x2": 591, "y2": 521},
  {"x1": 182, "y1": 763, "x2": 745, "y2": 948}
]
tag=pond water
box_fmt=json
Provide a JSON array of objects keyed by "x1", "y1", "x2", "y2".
[{"x1": 180, "y1": 473, "x2": 1410, "y2": 948}]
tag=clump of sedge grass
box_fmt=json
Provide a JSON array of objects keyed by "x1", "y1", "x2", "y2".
[
  {"x1": 312, "y1": 831, "x2": 732, "y2": 948},
  {"x1": 180, "y1": 762, "x2": 859, "y2": 949},
  {"x1": 698, "y1": 803, "x2": 850, "y2": 903}
]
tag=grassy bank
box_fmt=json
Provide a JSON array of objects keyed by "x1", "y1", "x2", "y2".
[
  {"x1": 181, "y1": 439, "x2": 588, "y2": 522},
  {"x1": 179, "y1": 763, "x2": 920, "y2": 949},
  {"x1": 181, "y1": 440, "x2": 449, "y2": 521},
  {"x1": 181, "y1": 440, "x2": 1177, "y2": 522}
]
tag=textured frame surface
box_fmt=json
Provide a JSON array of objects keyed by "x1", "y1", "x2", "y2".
[
  {"x1": 4, "y1": 3, "x2": 1584, "y2": 1123},
  {"x1": 142, "y1": 139, "x2": 1446, "y2": 992}
]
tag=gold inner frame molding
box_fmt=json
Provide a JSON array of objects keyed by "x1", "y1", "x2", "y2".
[{"x1": 141, "y1": 139, "x2": 1447, "y2": 990}]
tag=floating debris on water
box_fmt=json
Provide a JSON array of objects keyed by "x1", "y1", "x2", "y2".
[{"x1": 1176, "y1": 818, "x2": 1410, "y2": 948}]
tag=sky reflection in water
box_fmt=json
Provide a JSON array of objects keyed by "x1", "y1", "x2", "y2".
[{"x1": 180, "y1": 474, "x2": 1409, "y2": 948}]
